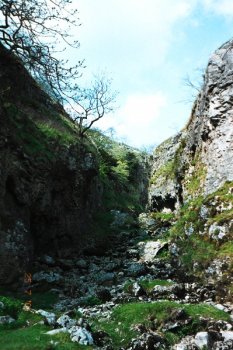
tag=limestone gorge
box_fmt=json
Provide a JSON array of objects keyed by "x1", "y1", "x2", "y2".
[{"x1": 0, "y1": 39, "x2": 233, "y2": 350}]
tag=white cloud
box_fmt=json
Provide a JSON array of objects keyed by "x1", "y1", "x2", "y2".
[
  {"x1": 118, "y1": 93, "x2": 166, "y2": 125},
  {"x1": 96, "y1": 92, "x2": 167, "y2": 147},
  {"x1": 67, "y1": 0, "x2": 233, "y2": 147},
  {"x1": 202, "y1": 0, "x2": 233, "y2": 16},
  {"x1": 73, "y1": 0, "x2": 200, "y2": 147}
]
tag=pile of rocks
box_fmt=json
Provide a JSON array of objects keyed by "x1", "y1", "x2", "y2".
[{"x1": 29, "y1": 210, "x2": 233, "y2": 349}]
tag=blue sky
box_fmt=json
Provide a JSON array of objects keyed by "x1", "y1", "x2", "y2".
[{"x1": 68, "y1": 0, "x2": 233, "y2": 148}]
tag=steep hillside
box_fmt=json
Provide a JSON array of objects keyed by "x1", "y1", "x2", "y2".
[{"x1": 0, "y1": 43, "x2": 149, "y2": 287}]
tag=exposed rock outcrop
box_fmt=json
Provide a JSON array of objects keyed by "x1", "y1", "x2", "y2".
[
  {"x1": 0, "y1": 44, "x2": 149, "y2": 287},
  {"x1": 146, "y1": 41, "x2": 233, "y2": 319},
  {"x1": 149, "y1": 40, "x2": 233, "y2": 211}
]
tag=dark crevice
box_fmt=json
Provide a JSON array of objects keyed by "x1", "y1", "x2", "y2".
[{"x1": 151, "y1": 194, "x2": 177, "y2": 212}]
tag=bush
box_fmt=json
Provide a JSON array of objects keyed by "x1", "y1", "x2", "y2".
[{"x1": 0, "y1": 296, "x2": 22, "y2": 319}]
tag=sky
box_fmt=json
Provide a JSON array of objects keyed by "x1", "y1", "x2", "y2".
[{"x1": 66, "y1": 0, "x2": 233, "y2": 148}]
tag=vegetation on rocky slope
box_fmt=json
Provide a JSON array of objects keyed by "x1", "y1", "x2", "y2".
[
  {"x1": 1, "y1": 31, "x2": 233, "y2": 350},
  {"x1": 0, "y1": 292, "x2": 231, "y2": 350},
  {"x1": 150, "y1": 181, "x2": 233, "y2": 289},
  {"x1": 95, "y1": 301, "x2": 230, "y2": 348}
]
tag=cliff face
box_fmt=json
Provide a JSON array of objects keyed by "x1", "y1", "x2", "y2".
[
  {"x1": 0, "y1": 44, "x2": 149, "y2": 287},
  {"x1": 147, "y1": 41, "x2": 233, "y2": 294},
  {"x1": 149, "y1": 40, "x2": 233, "y2": 211},
  {"x1": 0, "y1": 64, "x2": 101, "y2": 286}
]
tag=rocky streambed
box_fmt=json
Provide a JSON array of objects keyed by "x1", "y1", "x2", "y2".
[{"x1": 1, "y1": 212, "x2": 232, "y2": 350}]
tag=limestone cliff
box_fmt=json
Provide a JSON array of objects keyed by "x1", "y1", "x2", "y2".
[
  {"x1": 148, "y1": 40, "x2": 233, "y2": 293},
  {"x1": 149, "y1": 40, "x2": 233, "y2": 211}
]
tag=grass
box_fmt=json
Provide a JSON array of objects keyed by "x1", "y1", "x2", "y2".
[
  {"x1": 35, "y1": 122, "x2": 76, "y2": 145},
  {"x1": 185, "y1": 161, "x2": 207, "y2": 196},
  {"x1": 207, "y1": 209, "x2": 233, "y2": 225},
  {"x1": 168, "y1": 195, "x2": 215, "y2": 273},
  {"x1": 178, "y1": 236, "x2": 216, "y2": 271},
  {"x1": 184, "y1": 304, "x2": 230, "y2": 320},
  {"x1": 0, "y1": 292, "x2": 91, "y2": 349},
  {"x1": 4, "y1": 102, "x2": 78, "y2": 160},
  {"x1": 161, "y1": 181, "x2": 233, "y2": 277},
  {"x1": 0, "y1": 311, "x2": 43, "y2": 331},
  {"x1": 95, "y1": 301, "x2": 230, "y2": 348},
  {"x1": 0, "y1": 291, "x2": 59, "y2": 312},
  {"x1": 0, "y1": 295, "x2": 22, "y2": 318},
  {"x1": 170, "y1": 196, "x2": 205, "y2": 239},
  {"x1": 150, "y1": 160, "x2": 175, "y2": 184},
  {"x1": 0, "y1": 297, "x2": 92, "y2": 350},
  {"x1": 150, "y1": 212, "x2": 175, "y2": 222},
  {"x1": 124, "y1": 279, "x2": 174, "y2": 293},
  {"x1": 0, "y1": 295, "x2": 230, "y2": 349},
  {"x1": 0, "y1": 323, "x2": 93, "y2": 350},
  {"x1": 205, "y1": 181, "x2": 233, "y2": 204},
  {"x1": 78, "y1": 296, "x2": 102, "y2": 307},
  {"x1": 150, "y1": 136, "x2": 186, "y2": 185},
  {"x1": 140, "y1": 279, "x2": 174, "y2": 292},
  {"x1": 218, "y1": 241, "x2": 233, "y2": 258}
]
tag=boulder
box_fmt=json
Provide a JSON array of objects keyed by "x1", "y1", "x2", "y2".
[
  {"x1": 96, "y1": 272, "x2": 116, "y2": 285},
  {"x1": 137, "y1": 241, "x2": 168, "y2": 262},
  {"x1": 68, "y1": 326, "x2": 93, "y2": 345},
  {"x1": 131, "y1": 282, "x2": 146, "y2": 297},
  {"x1": 126, "y1": 263, "x2": 147, "y2": 277},
  {"x1": 0, "y1": 315, "x2": 15, "y2": 324},
  {"x1": 36, "y1": 310, "x2": 56, "y2": 325},
  {"x1": 127, "y1": 332, "x2": 165, "y2": 350},
  {"x1": 221, "y1": 331, "x2": 233, "y2": 341},
  {"x1": 56, "y1": 314, "x2": 76, "y2": 329},
  {"x1": 173, "y1": 336, "x2": 197, "y2": 350},
  {"x1": 33, "y1": 271, "x2": 62, "y2": 283},
  {"x1": 194, "y1": 332, "x2": 209, "y2": 348},
  {"x1": 213, "y1": 340, "x2": 233, "y2": 349},
  {"x1": 46, "y1": 328, "x2": 67, "y2": 335}
]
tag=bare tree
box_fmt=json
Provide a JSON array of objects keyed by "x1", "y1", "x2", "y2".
[
  {"x1": 0, "y1": 0, "x2": 83, "y2": 101},
  {"x1": 0, "y1": 1, "x2": 117, "y2": 134},
  {"x1": 182, "y1": 68, "x2": 205, "y2": 102},
  {"x1": 68, "y1": 75, "x2": 117, "y2": 136}
]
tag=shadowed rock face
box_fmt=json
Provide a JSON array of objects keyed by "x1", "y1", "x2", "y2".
[
  {"x1": 0, "y1": 46, "x2": 102, "y2": 286},
  {"x1": 0, "y1": 129, "x2": 101, "y2": 286},
  {"x1": 0, "y1": 44, "x2": 149, "y2": 288},
  {"x1": 148, "y1": 133, "x2": 184, "y2": 212},
  {"x1": 150, "y1": 194, "x2": 177, "y2": 212},
  {"x1": 149, "y1": 40, "x2": 233, "y2": 211}
]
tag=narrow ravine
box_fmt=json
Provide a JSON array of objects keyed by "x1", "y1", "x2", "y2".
[
  {"x1": 0, "y1": 29, "x2": 233, "y2": 350},
  {"x1": 22, "y1": 207, "x2": 233, "y2": 350}
]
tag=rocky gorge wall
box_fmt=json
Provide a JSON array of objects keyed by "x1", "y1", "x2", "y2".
[
  {"x1": 149, "y1": 40, "x2": 233, "y2": 211},
  {"x1": 147, "y1": 40, "x2": 233, "y2": 293},
  {"x1": 0, "y1": 44, "x2": 149, "y2": 287},
  {"x1": 0, "y1": 108, "x2": 102, "y2": 287}
]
